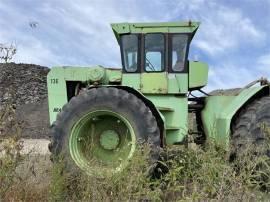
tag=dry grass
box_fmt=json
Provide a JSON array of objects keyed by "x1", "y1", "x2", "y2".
[
  {"x1": 0, "y1": 103, "x2": 50, "y2": 201},
  {"x1": 48, "y1": 142, "x2": 270, "y2": 201},
  {"x1": 1, "y1": 140, "x2": 270, "y2": 201}
]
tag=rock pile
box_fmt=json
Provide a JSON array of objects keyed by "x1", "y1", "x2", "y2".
[
  {"x1": 0, "y1": 63, "x2": 49, "y2": 106},
  {"x1": 0, "y1": 63, "x2": 50, "y2": 139}
]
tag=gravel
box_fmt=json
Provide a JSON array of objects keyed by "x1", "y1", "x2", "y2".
[
  {"x1": 0, "y1": 63, "x2": 50, "y2": 139},
  {"x1": 0, "y1": 63, "x2": 49, "y2": 105}
]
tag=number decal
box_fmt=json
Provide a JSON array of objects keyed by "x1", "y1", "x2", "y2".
[
  {"x1": 53, "y1": 107, "x2": 62, "y2": 113},
  {"x1": 51, "y1": 78, "x2": 58, "y2": 84}
]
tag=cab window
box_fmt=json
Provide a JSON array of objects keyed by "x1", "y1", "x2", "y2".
[
  {"x1": 172, "y1": 34, "x2": 188, "y2": 72},
  {"x1": 121, "y1": 35, "x2": 138, "y2": 72},
  {"x1": 144, "y1": 34, "x2": 165, "y2": 72}
]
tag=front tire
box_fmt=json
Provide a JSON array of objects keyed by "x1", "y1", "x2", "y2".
[{"x1": 49, "y1": 87, "x2": 161, "y2": 177}]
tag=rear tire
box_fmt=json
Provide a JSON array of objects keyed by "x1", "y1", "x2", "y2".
[
  {"x1": 49, "y1": 87, "x2": 161, "y2": 177},
  {"x1": 231, "y1": 96, "x2": 270, "y2": 156},
  {"x1": 231, "y1": 96, "x2": 270, "y2": 190}
]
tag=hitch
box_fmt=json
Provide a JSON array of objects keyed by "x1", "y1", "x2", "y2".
[{"x1": 243, "y1": 77, "x2": 269, "y2": 90}]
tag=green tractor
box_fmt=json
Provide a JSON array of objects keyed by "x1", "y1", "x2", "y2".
[{"x1": 47, "y1": 21, "x2": 270, "y2": 176}]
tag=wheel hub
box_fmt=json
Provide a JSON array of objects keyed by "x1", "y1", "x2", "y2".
[
  {"x1": 99, "y1": 130, "x2": 120, "y2": 150},
  {"x1": 69, "y1": 110, "x2": 136, "y2": 176}
]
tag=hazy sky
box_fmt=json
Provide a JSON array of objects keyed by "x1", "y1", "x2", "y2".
[{"x1": 0, "y1": 0, "x2": 269, "y2": 90}]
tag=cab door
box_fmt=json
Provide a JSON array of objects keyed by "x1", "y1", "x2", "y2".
[{"x1": 140, "y1": 34, "x2": 168, "y2": 94}]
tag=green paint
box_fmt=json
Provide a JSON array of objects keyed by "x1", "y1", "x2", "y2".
[
  {"x1": 168, "y1": 74, "x2": 188, "y2": 94},
  {"x1": 106, "y1": 69, "x2": 122, "y2": 82},
  {"x1": 201, "y1": 85, "x2": 269, "y2": 145},
  {"x1": 111, "y1": 21, "x2": 200, "y2": 41},
  {"x1": 88, "y1": 67, "x2": 105, "y2": 82},
  {"x1": 69, "y1": 110, "x2": 136, "y2": 176},
  {"x1": 47, "y1": 66, "x2": 122, "y2": 124},
  {"x1": 122, "y1": 73, "x2": 141, "y2": 90},
  {"x1": 99, "y1": 130, "x2": 120, "y2": 150},
  {"x1": 47, "y1": 20, "x2": 270, "y2": 170},
  {"x1": 201, "y1": 96, "x2": 234, "y2": 143},
  {"x1": 121, "y1": 73, "x2": 188, "y2": 95},
  {"x1": 47, "y1": 68, "x2": 68, "y2": 124},
  {"x1": 189, "y1": 62, "x2": 208, "y2": 89},
  {"x1": 145, "y1": 94, "x2": 188, "y2": 144},
  {"x1": 141, "y1": 72, "x2": 168, "y2": 93}
]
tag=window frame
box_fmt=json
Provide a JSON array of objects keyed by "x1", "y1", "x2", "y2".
[
  {"x1": 120, "y1": 34, "x2": 141, "y2": 73},
  {"x1": 119, "y1": 33, "x2": 191, "y2": 74},
  {"x1": 143, "y1": 33, "x2": 167, "y2": 73},
  {"x1": 168, "y1": 33, "x2": 191, "y2": 73}
]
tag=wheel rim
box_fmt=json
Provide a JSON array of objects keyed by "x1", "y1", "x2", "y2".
[{"x1": 69, "y1": 110, "x2": 136, "y2": 176}]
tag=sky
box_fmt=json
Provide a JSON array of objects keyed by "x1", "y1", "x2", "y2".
[{"x1": 0, "y1": 0, "x2": 269, "y2": 90}]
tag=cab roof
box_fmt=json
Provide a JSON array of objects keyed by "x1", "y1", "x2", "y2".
[{"x1": 111, "y1": 21, "x2": 200, "y2": 41}]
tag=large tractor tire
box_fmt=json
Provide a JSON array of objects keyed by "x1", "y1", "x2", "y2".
[
  {"x1": 231, "y1": 96, "x2": 270, "y2": 159},
  {"x1": 49, "y1": 87, "x2": 161, "y2": 177}
]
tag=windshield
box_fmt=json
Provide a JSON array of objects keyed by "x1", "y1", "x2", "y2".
[
  {"x1": 171, "y1": 34, "x2": 189, "y2": 72},
  {"x1": 144, "y1": 34, "x2": 165, "y2": 72},
  {"x1": 121, "y1": 35, "x2": 138, "y2": 73}
]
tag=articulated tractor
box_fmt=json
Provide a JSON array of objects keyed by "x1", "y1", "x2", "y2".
[{"x1": 47, "y1": 21, "x2": 270, "y2": 176}]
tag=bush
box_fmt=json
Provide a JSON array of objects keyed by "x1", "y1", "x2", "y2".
[{"x1": 0, "y1": 43, "x2": 16, "y2": 63}]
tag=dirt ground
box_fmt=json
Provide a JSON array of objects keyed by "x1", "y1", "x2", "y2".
[{"x1": 0, "y1": 138, "x2": 52, "y2": 201}]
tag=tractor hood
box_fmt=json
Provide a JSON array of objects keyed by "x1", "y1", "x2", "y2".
[{"x1": 111, "y1": 21, "x2": 200, "y2": 43}]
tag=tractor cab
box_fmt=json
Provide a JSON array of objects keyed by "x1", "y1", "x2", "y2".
[{"x1": 111, "y1": 22, "x2": 209, "y2": 94}]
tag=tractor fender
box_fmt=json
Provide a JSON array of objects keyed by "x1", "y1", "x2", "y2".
[
  {"x1": 89, "y1": 85, "x2": 166, "y2": 146},
  {"x1": 202, "y1": 85, "x2": 270, "y2": 146}
]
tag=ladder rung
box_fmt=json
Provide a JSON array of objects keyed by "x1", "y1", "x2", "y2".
[
  {"x1": 166, "y1": 126, "x2": 180, "y2": 130},
  {"x1": 157, "y1": 107, "x2": 174, "y2": 112}
]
